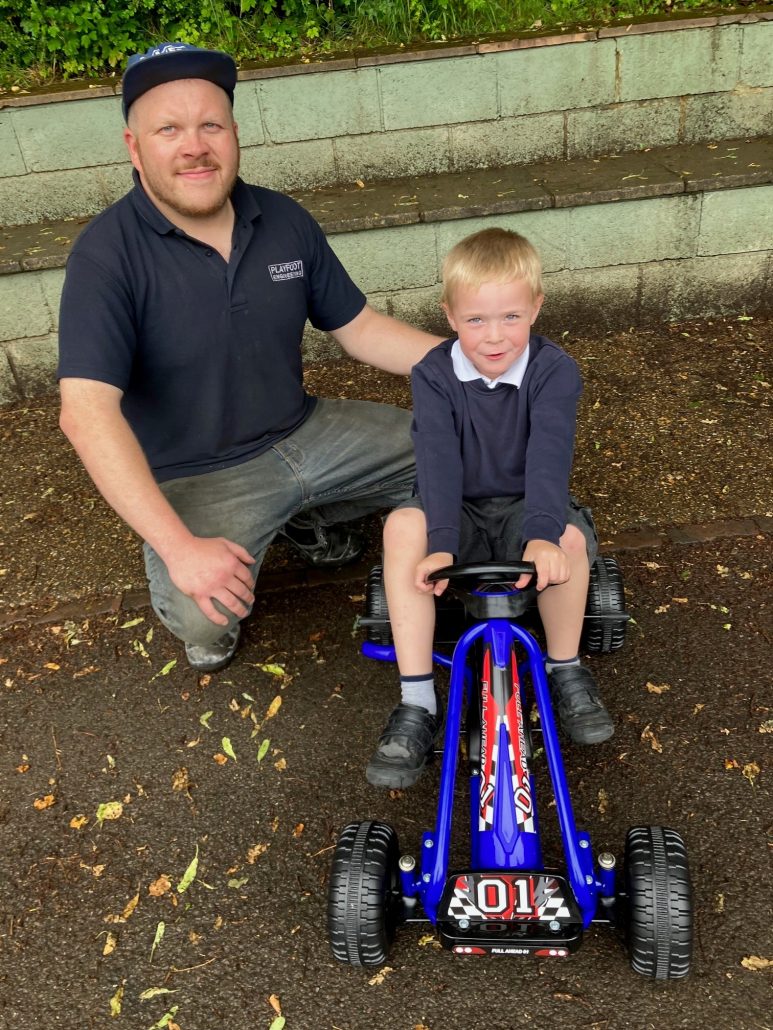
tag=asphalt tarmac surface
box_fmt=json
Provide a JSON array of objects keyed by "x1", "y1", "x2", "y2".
[
  {"x1": 0, "y1": 533, "x2": 771, "y2": 1030},
  {"x1": 0, "y1": 314, "x2": 771, "y2": 1028}
]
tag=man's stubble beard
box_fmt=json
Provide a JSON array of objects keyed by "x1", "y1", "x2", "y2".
[{"x1": 139, "y1": 144, "x2": 240, "y2": 219}]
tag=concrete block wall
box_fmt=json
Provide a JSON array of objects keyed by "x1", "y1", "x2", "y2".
[
  {"x1": 0, "y1": 16, "x2": 771, "y2": 224},
  {"x1": 1, "y1": 15, "x2": 772, "y2": 403},
  {"x1": 302, "y1": 183, "x2": 773, "y2": 358}
]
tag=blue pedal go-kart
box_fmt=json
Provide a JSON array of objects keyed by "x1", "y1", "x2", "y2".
[{"x1": 328, "y1": 557, "x2": 693, "y2": 978}]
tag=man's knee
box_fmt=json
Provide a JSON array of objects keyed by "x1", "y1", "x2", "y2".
[{"x1": 151, "y1": 591, "x2": 241, "y2": 646}]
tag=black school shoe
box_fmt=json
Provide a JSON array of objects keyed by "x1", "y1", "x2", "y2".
[
  {"x1": 278, "y1": 514, "x2": 364, "y2": 568},
  {"x1": 547, "y1": 664, "x2": 614, "y2": 745},
  {"x1": 366, "y1": 695, "x2": 444, "y2": 789}
]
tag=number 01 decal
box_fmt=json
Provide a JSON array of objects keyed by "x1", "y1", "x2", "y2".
[{"x1": 475, "y1": 876, "x2": 535, "y2": 917}]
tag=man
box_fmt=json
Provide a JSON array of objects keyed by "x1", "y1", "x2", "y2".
[{"x1": 58, "y1": 43, "x2": 440, "y2": 672}]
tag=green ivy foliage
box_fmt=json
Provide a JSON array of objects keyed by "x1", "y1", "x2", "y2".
[{"x1": 0, "y1": 0, "x2": 752, "y2": 85}]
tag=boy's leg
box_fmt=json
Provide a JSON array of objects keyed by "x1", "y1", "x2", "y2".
[
  {"x1": 383, "y1": 508, "x2": 436, "y2": 677},
  {"x1": 366, "y1": 506, "x2": 443, "y2": 789},
  {"x1": 538, "y1": 522, "x2": 613, "y2": 745},
  {"x1": 536, "y1": 524, "x2": 589, "y2": 660}
]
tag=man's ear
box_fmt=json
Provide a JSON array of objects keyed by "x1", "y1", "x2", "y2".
[{"x1": 123, "y1": 127, "x2": 141, "y2": 173}]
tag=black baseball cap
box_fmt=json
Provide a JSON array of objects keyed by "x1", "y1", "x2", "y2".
[{"x1": 121, "y1": 43, "x2": 237, "y2": 120}]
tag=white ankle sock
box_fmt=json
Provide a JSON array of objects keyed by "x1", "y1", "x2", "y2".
[{"x1": 400, "y1": 674, "x2": 436, "y2": 714}]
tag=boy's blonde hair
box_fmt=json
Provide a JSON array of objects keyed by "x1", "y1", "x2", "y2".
[{"x1": 441, "y1": 228, "x2": 543, "y2": 306}]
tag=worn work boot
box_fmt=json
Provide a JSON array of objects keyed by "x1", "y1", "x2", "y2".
[
  {"x1": 184, "y1": 625, "x2": 241, "y2": 673},
  {"x1": 278, "y1": 514, "x2": 364, "y2": 568},
  {"x1": 366, "y1": 695, "x2": 444, "y2": 789},
  {"x1": 548, "y1": 664, "x2": 614, "y2": 745}
]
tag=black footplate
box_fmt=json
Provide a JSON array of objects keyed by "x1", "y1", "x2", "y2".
[{"x1": 437, "y1": 870, "x2": 583, "y2": 957}]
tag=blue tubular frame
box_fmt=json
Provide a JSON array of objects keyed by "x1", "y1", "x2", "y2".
[{"x1": 362, "y1": 614, "x2": 598, "y2": 929}]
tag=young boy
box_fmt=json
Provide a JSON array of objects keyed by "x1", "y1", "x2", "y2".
[{"x1": 366, "y1": 227, "x2": 614, "y2": 789}]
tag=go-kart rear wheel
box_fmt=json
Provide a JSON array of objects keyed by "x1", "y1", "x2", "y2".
[
  {"x1": 582, "y1": 556, "x2": 627, "y2": 653},
  {"x1": 364, "y1": 565, "x2": 392, "y2": 645},
  {"x1": 624, "y1": 825, "x2": 693, "y2": 979},
  {"x1": 327, "y1": 820, "x2": 402, "y2": 967}
]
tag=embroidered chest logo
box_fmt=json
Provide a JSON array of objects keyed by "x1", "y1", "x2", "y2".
[{"x1": 268, "y1": 260, "x2": 304, "y2": 282}]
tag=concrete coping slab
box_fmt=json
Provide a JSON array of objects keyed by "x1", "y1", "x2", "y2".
[
  {"x1": 1, "y1": 137, "x2": 771, "y2": 276},
  {"x1": 1, "y1": 11, "x2": 770, "y2": 110}
]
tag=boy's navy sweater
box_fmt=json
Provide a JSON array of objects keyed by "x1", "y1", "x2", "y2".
[{"x1": 411, "y1": 334, "x2": 582, "y2": 557}]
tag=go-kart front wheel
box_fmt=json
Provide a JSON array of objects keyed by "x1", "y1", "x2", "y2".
[
  {"x1": 327, "y1": 820, "x2": 402, "y2": 967},
  {"x1": 624, "y1": 825, "x2": 693, "y2": 979}
]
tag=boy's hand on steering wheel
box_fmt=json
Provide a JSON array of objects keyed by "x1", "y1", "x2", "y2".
[
  {"x1": 415, "y1": 552, "x2": 455, "y2": 596},
  {"x1": 520, "y1": 539, "x2": 570, "y2": 591}
]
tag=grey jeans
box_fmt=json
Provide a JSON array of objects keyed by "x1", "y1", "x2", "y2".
[{"x1": 144, "y1": 398, "x2": 414, "y2": 645}]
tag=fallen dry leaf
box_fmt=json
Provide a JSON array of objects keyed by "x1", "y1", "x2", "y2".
[
  {"x1": 742, "y1": 762, "x2": 760, "y2": 787},
  {"x1": 268, "y1": 994, "x2": 282, "y2": 1015},
  {"x1": 292, "y1": 823, "x2": 304, "y2": 838},
  {"x1": 148, "y1": 874, "x2": 172, "y2": 897},
  {"x1": 213, "y1": 753, "x2": 228, "y2": 765},
  {"x1": 70, "y1": 814, "x2": 89, "y2": 829},
  {"x1": 96, "y1": 801, "x2": 123, "y2": 825},
  {"x1": 597, "y1": 789, "x2": 609, "y2": 814},
  {"x1": 274, "y1": 757, "x2": 287, "y2": 771},
  {"x1": 247, "y1": 843, "x2": 269, "y2": 863},
  {"x1": 640, "y1": 725, "x2": 663, "y2": 753},
  {"x1": 646, "y1": 681, "x2": 671, "y2": 694},
  {"x1": 741, "y1": 955, "x2": 772, "y2": 971},
  {"x1": 33, "y1": 794, "x2": 56, "y2": 811},
  {"x1": 105, "y1": 892, "x2": 140, "y2": 923},
  {"x1": 368, "y1": 966, "x2": 394, "y2": 986},
  {"x1": 264, "y1": 695, "x2": 282, "y2": 722},
  {"x1": 171, "y1": 767, "x2": 190, "y2": 792},
  {"x1": 15, "y1": 763, "x2": 30, "y2": 774},
  {"x1": 103, "y1": 932, "x2": 118, "y2": 956}
]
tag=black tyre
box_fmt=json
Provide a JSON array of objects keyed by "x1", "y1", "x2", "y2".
[
  {"x1": 624, "y1": 825, "x2": 693, "y2": 979},
  {"x1": 364, "y1": 565, "x2": 392, "y2": 644},
  {"x1": 328, "y1": 820, "x2": 402, "y2": 967},
  {"x1": 582, "y1": 556, "x2": 628, "y2": 654}
]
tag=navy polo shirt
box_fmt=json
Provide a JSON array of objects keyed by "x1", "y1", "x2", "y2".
[{"x1": 58, "y1": 173, "x2": 366, "y2": 482}]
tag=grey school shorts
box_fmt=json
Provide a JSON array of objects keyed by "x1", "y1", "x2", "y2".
[{"x1": 399, "y1": 494, "x2": 598, "y2": 564}]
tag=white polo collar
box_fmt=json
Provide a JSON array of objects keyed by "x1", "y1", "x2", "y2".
[{"x1": 451, "y1": 338, "x2": 529, "y2": 389}]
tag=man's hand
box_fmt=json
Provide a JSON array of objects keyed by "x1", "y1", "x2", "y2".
[
  {"x1": 415, "y1": 551, "x2": 455, "y2": 596},
  {"x1": 517, "y1": 539, "x2": 570, "y2": 592},
  {"x1": 165, "y1": 537, "x2": 255, "y2": 625}
]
